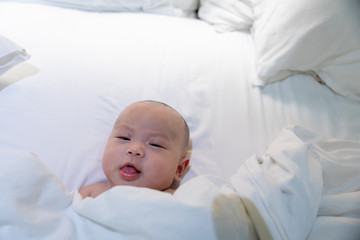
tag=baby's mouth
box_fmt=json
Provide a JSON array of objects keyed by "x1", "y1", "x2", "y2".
[{"x1": 119, "y1": 164, "x2": 141, "y2": 180}]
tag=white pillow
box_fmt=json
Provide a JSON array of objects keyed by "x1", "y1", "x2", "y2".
[
  {"x1": 0, "y1": 35, "x2": 30, "y2": 76},
  {"x1": 251, "y1": 0, "x2": 360, "y2": 101},
  {"x1": 198, "y1": 0, "x2": 253, "y2": 32},
  {"x1": 8, "y1": 0, "x2": 199, "y2": 17}
]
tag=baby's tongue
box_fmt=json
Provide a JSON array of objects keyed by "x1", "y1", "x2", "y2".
[{"x1": 122, "y1": 166, "x2": 139, "y2": 174}]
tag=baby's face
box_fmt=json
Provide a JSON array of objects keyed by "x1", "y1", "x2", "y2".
[{"x1": 102, "y1": 102, "x2": 186, "y2": 191}]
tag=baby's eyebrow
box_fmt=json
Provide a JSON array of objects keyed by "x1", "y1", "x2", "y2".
[
  {"x1": 147, "y1": 131, "x2": 171, "y2": 141},
  {"x1": 113, "y1": 124, "x2": 132, "y2": 132},
  {"x1": 114, "y1": 124, "x2": 173, "y2": 141}
]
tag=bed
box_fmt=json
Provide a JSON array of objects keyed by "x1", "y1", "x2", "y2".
[{"x1": 0, "y1": 0, "x2": 359, "y2": 239}]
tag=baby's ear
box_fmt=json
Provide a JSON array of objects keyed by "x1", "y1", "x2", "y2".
[{"x1": 175, "y1": 157, "x2": 190, "y2": 181}]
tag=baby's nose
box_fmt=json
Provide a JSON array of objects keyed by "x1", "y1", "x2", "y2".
[{"x1": 127, "y1": 144, "x2": 144, "y2": 158}]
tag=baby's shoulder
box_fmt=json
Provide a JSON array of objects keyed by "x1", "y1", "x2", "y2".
[{"x1": 79, "y1": 183, "x2": 110, "y2": 198}]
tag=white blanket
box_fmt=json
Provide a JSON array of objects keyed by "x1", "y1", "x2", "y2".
[{"x1": 0, "y1": 126, "x2": 359, "y2": 239}]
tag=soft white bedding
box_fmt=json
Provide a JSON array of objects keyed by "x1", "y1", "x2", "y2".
[
  {"x1": 1, "y1": 2, "x2": 359, "y2": 191},
  {"x1": 0, "y1": 2, "x2": 360, "y2": 239},
  {"x1": 1, "y1": 126, "x2": 359, "y2": 239},
  {"x1": 1, "y1": 0, "x2": 198, "y2": 17},
  {"x1": 199, "y1": 0, "x2": 360, "y2": 101}
]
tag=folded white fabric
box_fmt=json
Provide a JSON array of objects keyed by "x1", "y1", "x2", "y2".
[
  {"x1": 0, "y1": 149, "x2": 74, "y2": 239},
  {"x1": 265, "y1": 125, "x2": 360, "y2": 240},
  {"x1": 0, "y1": 35, "x2": 30, "y2": 76},
  {"x1": 306, "y1": 131, "x2": 360, "y2": 240},
  {"x1": 230, "y1": 126, "x2": 323, "y2": 240},
  {"x1": 73, "y1": 178, "x2": 221, "y2": 240}
]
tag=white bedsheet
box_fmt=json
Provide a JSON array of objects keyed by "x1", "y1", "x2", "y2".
[
  {"x1": 1, "y1": 126, "x2": 359, "y2": 239},
  {"x1": 1, "y1": 2, "x2": 360, "y2": 193}
]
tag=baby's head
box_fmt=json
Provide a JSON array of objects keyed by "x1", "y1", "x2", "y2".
[{"x1": 102, "y1": 100, "x2": 190, "y2": 192}]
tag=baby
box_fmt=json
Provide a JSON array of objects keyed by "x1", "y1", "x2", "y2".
[{"x1": 79, "y1": 100, "x2": 191, "y2": 198}]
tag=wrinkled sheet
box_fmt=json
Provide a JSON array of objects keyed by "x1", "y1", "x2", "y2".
[{"x1": 1, "y1": 126, "x2": 359, "y2": 239}]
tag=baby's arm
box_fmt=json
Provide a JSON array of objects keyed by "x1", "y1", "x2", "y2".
[{"x1": 78, "y1": 183, "x2": 111, "y2": 198}]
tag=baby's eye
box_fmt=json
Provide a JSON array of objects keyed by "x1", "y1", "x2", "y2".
[
  {"x1": 118, "y1": 136, "x2": 130, "y2": 141},
  {"x1": 150, "y1": 143, "x2": 164, "y2": 149}
]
